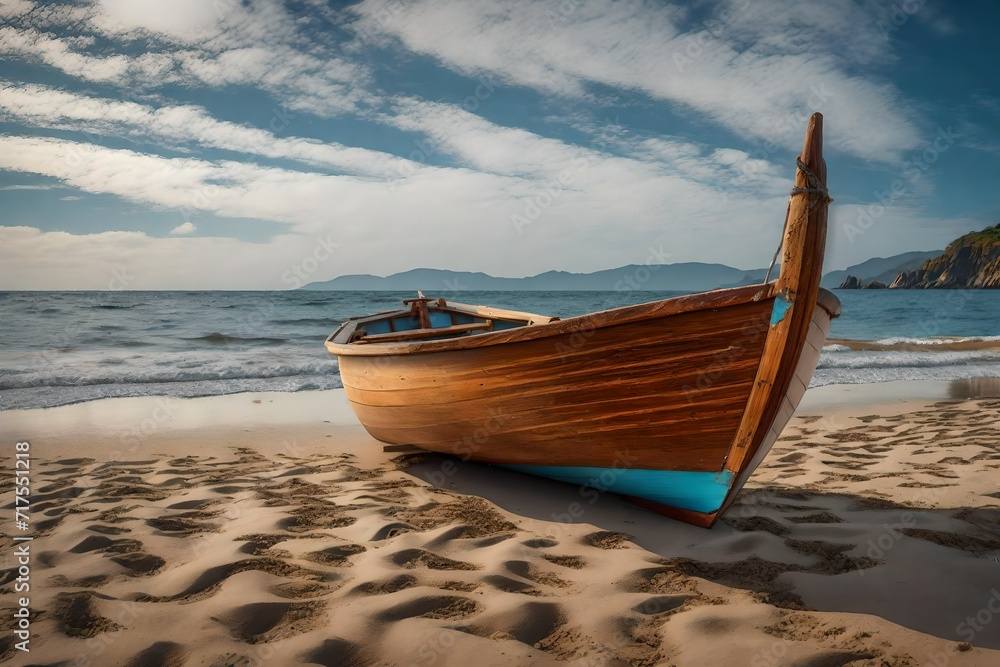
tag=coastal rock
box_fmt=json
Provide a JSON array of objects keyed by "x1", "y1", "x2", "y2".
[
  {"x1": 837, "y1": 275, "x2": 862, "y2": 289},
  {"x1": 888, "y1": 271, "x2": 919, "y2": 289},
  {"x1": 863, "y1": 280, "x2": 887, "y2": 289},
  {"x1": 891, "y1": 224, "x2": 1000, "y2": 289}
]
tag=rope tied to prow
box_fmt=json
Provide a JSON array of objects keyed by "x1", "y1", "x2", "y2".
[
  {"x1": 789, "y1": 158, "x2": 832, "y2": 203},
  {"x1": 763, "y1": 158, "x2": 833, "y2": 283}
]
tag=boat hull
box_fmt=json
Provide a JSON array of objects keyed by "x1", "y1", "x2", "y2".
[
  {"x1": 339, "y1": 294, "x2": 775, "y2": 473},
  {"x1": 327, "y1": 113, "x2": 837, "y2": 527},
  {"x1": 335, "y1": 289, "x2": 837, "y2": 521}
]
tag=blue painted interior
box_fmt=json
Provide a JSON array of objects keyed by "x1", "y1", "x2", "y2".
[
  {"x1": 364, "y1": 319, "x2": 393, "y2": 334},
  {"x1": 362, "y1": 311, "x2": 527, "y2": 336},
  {"x1": 497, "y1": 464, "x2": 735, "y2": 514},
  {"x1": 429, "y1": 312, "x2": 453, "y2": 327}
]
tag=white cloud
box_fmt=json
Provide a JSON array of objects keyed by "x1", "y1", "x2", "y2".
[
  {"x1": 0, "y1": 1, "x2": 372, "y2": 116},
  {"x1": 170, "y1": 222, "x2": 196, "y2": 235},
  {"x1": 0, "y1": 25, "x2": 130, "y2": 83},
  {"x1": 0, "y1": 81, "x2": 419, "y2": 178},
  {"x1": 0, "y1": 115, "x2": 966, "y2": 288},
  {"x1": 0, "y1": 128, "x2": 797, "y2": 287},
  {"x1": 94, "y1": 0, "x2": 223, "y2": 39},
  {"x1": 0, "y1": 184, "x2": 57, "y2": 191},
  {"x1": 350, "y1": 0, "x2": 921, "y2": 162}
]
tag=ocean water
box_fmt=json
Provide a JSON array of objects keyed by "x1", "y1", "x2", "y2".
[{"x1": 1, "y1": 290, "x2": 999, "y2": 410}]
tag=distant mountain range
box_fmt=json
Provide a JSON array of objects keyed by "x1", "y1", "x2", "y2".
[
  {"x1": 301, "y1": 263, "x2": 777, "y2": 292},
  {"x1": 301, "y1": 251, "x2": 943, "y2": 292}
]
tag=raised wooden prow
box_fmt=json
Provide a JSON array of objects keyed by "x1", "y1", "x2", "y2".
[
  {"x1": 718, "y1": 112, "x2": 831, "y2": 520},
  {"x1": 777, "y1": 111, "x2": 829, "y2": 300}
]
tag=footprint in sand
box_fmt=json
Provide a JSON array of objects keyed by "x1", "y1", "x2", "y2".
[
  {"x1": 93, "y1": 482, "x2": 168, "y2": 502},
  {"x1": 138, "y1": 558, "x2": 326, "y2": 602},
  {"x1": 298, "y1": 638, "x2": 370, "y2": 667},
  {"x1": 581, "y1": 531, "x2": 633, "y2": 549},
  {"x1": 111, "y1": 552, "x2": 167, "y2": 577},
  {"x1": 375, "y1": 594, "x2": 481, "y2": 622},
  {"x1": 124, "y1": 641, "x2": 188, "y2": 667},
  {"x1": 483, "y1": 574, "x2": 540, "y2": 595},
  {"x1": 303, "y1": 543, "x2": 367, "y2": 566},
  {"x1": 461, "y1": 601, "x2": 567, "y2": 648},
  {"x1": 369, "y1": 521, "x2": 416, "y2": 541},
  {"x1": 618, "y1": 566, "x2": 699, "y2": 597},
  {"x1": 146, "y1": 514, "x2": 217, "y2": 536},
  {"x1": 235, "y1": 533, "x2": 292, "y2": 555},
  {"x1": 208, "y1": 484, "x2": 250, "y2": 494},
  {"x1": 70, "y1": 535, "x2": 142, "y2": 554},
  {"x1": 165, "y1": 498, "x2": 218, "y2": 510},
  {"x1": 216, "y1": 600, "x2": 327, "y2": 644},
  {"x1": 52, "y1": 591, "x2": 123, "y2": 638},
  {"x1": 388, "y1": 548, "x2": 480, "y2": 571},
  {"x1": 521, "y1": 538, "x2": 558, "y2": 549},
  {"x1": 86, "y1": 523, "x2": 132, "y2": 535},
  {"x1": 786, "y1": 511, "x2": 843, "y2": 524},
  {"x1": 541, "y1": 554, "x2": 586, "y2": 569},
  {"x1": 48, "y1": 573, "x2": 112, "y2": 588},
  {"x1": 53, "y1": 457, "x2": 98, "y2": 466},
  {"x1": 33, "y1": 484, "x2": 88, "y2": 505},
  {"x1": 270, "y1": 580, "x2": 339, "y2": 599},
  {"x1": 277, "y1": 505, "x2": 357, "y2": 532},
  {"x1": 631, "y1": 594, "x2": 691, "y2": 615},
  {"x1": 503, "y1": 560, "x2": 572, "y2": 589},
  {"x1": 349, "y1": 574, "x2": 418, "y2": 596}
]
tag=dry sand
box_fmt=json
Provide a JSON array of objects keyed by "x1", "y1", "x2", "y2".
[{"x1": 1, "y1": 387, "x2": 999, "y2": 666}]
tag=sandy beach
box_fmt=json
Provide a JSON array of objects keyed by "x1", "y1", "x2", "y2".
[{"x1": 2, "y1": 385, "x2": 1000, "y2": 666}]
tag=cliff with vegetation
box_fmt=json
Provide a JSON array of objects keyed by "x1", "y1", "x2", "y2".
[{"x1": 889, "y1": 224, "x2": 1000, "y2": 289}]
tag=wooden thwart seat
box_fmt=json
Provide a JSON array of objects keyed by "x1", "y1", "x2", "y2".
[{"x1": 358, "y1": 321, "x2": 492, "y2": 343}]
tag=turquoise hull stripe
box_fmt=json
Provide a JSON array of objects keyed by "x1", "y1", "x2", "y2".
[{"x1": 497, "y1": 464, "x2": 735, "y2": 514}]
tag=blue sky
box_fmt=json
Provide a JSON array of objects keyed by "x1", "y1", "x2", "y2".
[{"x1": 0, "y1": 0, "x2": 997, "y2": 289}]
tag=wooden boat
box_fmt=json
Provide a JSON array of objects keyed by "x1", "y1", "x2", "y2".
[{"x1": 326, "y1": 113, "x2": 841, "y2": 527}]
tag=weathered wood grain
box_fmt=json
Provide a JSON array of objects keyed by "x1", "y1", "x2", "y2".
[{"x1": 339, "y1": 299, "x2": 774, "y2": 471}]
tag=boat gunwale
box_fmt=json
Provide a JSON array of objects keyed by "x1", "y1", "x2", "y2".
[{"x1": 325, "y1": 283, "x2": 840, "y2": 357}]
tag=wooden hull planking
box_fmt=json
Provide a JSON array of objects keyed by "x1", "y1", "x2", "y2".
[{"x1": 338, "y1": 291, "x2": 776, "y2": 472}]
